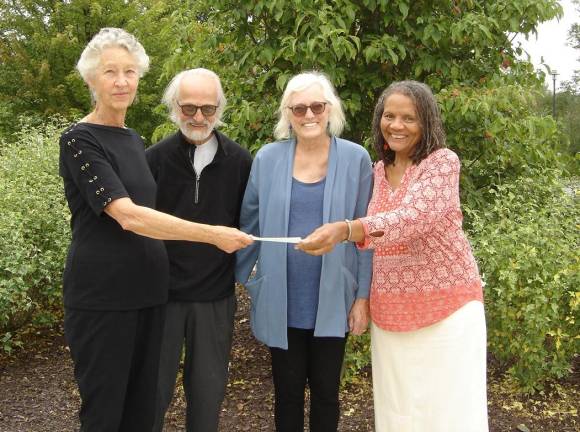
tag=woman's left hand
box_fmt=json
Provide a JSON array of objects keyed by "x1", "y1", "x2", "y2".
[
  {"x1": 348, "y1": 298, "x2": 370, "y2": 335},
  {"x1": 296, "y1": 221, "x2": 347, "y2": 255}
]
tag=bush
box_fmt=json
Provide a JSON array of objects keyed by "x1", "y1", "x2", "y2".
[
  {"x1": 342, "y1": 332, "x2": 371, "y2": 385},
  {"x1": 0, "y1": 119, "x2": 70, "y2": 353},
  {"x1": 438, "y1": 82, "x2": 569, "y2": 213},
  {"x1": 466, "y1": 170, "x2": 579, "y2": 392}
]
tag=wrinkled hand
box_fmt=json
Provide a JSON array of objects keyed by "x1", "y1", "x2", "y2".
[
  {"x1": 348, "y1": 298, "x2": 369, "y2": 336},
  {"x1": 213, "y1": 226, "x2": 254, "y2": 253},
  {"x1": 296, "y1": 221, "x2": 346, "y2": 256}
]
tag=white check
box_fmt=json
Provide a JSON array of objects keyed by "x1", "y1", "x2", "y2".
[{"x1": 250, "y1": 235, "x2": 302, "y2": 244}]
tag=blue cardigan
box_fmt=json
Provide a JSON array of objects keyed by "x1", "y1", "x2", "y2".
[{"x1": 236, "y1": 136, "x2": 373, "y2": 349}]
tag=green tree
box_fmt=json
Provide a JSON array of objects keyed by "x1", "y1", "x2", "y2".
[
  {"x1": 0, "y1": 0, "x2": 176, "y2": 142},
  {"x1": 549, "y1": 88, "x2": 580, "y2": 159},
  {"x1": 557, "y1": 0, "x2": 580, "y2": 158},
  {"x1": 534, "y1": 0, "x2": 580, "y2": 165},
  {"x1": 154, "y1": 0, "x2": 562, "y2": 150},
  {"x1": 438, "y1": 80, "x2": 568, "y2": 211},
  {"x1": 561, "y1": 0, "x2": 579, "y2": 93}
]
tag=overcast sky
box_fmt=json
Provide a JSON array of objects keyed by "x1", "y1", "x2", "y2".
[{"x1": 514, "y1": 0, "x2": 579, "y2": 88}]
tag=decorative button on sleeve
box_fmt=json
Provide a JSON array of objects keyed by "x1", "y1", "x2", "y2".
[{"x1": 65, "y1": 135, "x2": 110, "y2": 208}]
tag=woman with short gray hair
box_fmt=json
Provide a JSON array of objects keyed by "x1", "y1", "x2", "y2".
[{"x1": 59, "y1": 28, "x2": 252, "y2": 431}]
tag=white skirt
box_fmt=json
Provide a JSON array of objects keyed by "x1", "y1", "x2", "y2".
[{"x1": 371, "y1": 300, "x2": 488, "y2": 432}]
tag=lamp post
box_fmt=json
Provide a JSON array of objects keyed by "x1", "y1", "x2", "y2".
[{"x1": 551, "y1": 70, "x2": 559, "y2": 118}]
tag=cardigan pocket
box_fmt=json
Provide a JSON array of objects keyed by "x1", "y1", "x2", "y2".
[
  {"x1": 245, "y1": 274, "x2": 267, "y2": 311},
  {"x1": 244, "y1": 274, "x2": 269, "y2": 342},
  {"x1": 341, "y1": 265, "x2": 358, "y2": 311}
]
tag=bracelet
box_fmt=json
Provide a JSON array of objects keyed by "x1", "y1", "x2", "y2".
[{"x1": 344, "y1": 219, "x2": 353, "y2": 242}]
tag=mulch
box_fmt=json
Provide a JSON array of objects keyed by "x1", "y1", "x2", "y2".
[{"x1": 0, "y1": 287, "x2": 577, "y2": 431}]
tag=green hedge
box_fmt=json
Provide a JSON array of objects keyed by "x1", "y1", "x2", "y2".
[
  {"x1": 467, "y1": 171, "x2": 579, "y2": 392},
  {"x1": 0, "y1": 120, "x2": 70, "y2": 353}
]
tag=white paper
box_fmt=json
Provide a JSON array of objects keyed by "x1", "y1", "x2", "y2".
[{"x1": 250, "y1": 235, "x2": 302, "y2": 244}]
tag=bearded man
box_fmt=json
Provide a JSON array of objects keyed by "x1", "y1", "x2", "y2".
[{"x1": 146, "y1": 68, "x2": 252, "y2": 432}]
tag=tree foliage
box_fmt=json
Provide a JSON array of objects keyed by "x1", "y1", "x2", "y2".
[
  {"x1": 438, "y1": 80, "x2": 568, "y2": 211},
  {"x1": 155, "y1": 0, "x2": 562, "y2": 149},
  {"x1": 536, "y1": 87, "x2": 580, "y2": 162},
  {"x1": 0, "y1": 0, "x2": 176, "y2": 142},
  {"x1": 566, "y1": 0, "x2": 579, "y2": 86},
  {"x1": 555, "y1": 0, "x2": 580, "y2": 158}
]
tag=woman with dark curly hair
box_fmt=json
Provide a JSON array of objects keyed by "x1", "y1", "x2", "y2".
[{"x1": 298, "y1": 81, "x2": 488, "y2": 431}]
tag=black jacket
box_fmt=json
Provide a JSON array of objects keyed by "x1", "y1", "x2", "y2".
[{"x1": 146, "y1": 130, "x2": 252, "y2": 302}]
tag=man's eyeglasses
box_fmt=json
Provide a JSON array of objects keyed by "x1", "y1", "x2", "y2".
[
  {"x1": 178, "y1": 103, "x2": 218, "y2": 117},
  {"x1": 287, "y1": 102, "x2": 327, "y2": 117}
]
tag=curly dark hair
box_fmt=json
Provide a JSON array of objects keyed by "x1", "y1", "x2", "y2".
[{"x1": 372, "y1": 80, "x2": 446, "y2": 165}]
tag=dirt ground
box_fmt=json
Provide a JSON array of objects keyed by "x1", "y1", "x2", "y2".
[{"x1": 0, "y1": 287, "x2": 577, "y2": 431}]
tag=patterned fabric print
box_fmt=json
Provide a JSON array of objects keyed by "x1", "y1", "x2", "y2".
[{"x1": 359, "y1": 149, "x2": 483, "y2": 331}]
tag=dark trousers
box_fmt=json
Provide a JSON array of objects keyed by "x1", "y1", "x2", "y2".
[
  {"x1": 153, "y1": 295, "x2": 236, "y2": 432},
  {"x1": 64, "y1": 304, "x2": 166, "y2": 432},
  {"x1": 270, "y1": 327, "x2": 347, "y2": 432}
]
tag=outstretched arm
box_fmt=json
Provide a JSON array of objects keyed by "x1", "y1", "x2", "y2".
[
  {"x1": 106, "y1": 197, "x2": 253, "y2": 253},
  {"x1": 296, "y1": 219, "x2": 365, "y2": 256}
]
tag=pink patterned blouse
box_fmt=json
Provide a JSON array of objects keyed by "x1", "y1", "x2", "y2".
[{"x1": 358, "y1": 148, "x2": 483, "y2": 332}]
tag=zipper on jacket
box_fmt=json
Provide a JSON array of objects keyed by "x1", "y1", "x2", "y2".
[
  {"x1": 188, "y1": 144, "x2": 219, "y2": 205},
  {"x1": 194, "y1": 173, "x2": 200, "y2": 204},
  {"x1": 188, "y1": 146, "x2": 201, "y2": 205}
]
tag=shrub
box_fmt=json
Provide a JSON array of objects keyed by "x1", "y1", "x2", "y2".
[
  {"x1": 342, "y1": 332, "x2": 371, "y2": 385},
  {"x1": 466, "y1": 170, "x2": 579, "y2": 392},
  {"x1": 438, "y1": 82, "x2": 569, "y2": 214},
  {"x1": 0, "y1": 119, "x2": 70, "y2": 353}
]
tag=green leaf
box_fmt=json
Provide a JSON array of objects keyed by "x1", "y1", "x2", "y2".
[{"x1": 399, "y1": 2, "x2": 409, "y2": 19}]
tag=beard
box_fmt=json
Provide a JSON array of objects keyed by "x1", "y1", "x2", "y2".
[{"x1": 178, "y1": 117, "x2": 217, "y2": 143}]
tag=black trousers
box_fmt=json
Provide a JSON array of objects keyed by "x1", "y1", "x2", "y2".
[
  {"x1": 64, "y1": 304, "x2": 166, "y2": 432},
  {"x1": 153, "y1": 295, "x2": 236, "y2": 432},
  {"x1": 269, "y1": 327, "x2": 347, "y2": 432}
]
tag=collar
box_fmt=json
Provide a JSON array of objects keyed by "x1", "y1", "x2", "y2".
[{"x1": 178, "y1": 130, "x2": 229, "y2": 159}]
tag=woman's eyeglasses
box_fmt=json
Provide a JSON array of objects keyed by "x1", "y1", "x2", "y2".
[
  {"x1": 178, "y1": 103, "x2": 218, "y2": 117},
  {"x1": 287, "y1": 102, "x2": 327, "y2": 117}
]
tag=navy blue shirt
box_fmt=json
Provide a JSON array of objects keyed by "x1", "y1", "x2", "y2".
[{"x1": 286, "y1": 177, "x2": 325, "y2": 329}]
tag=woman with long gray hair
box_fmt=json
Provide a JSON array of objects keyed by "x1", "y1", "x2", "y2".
[{"x1": 236, "y1": 71, "x2": 373, "y2": 431}]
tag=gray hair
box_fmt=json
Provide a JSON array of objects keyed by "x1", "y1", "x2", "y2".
[
  {"x1": 76, "y1": 28, "x2": 149, "y2": 82},
  {"x1": 162, "y1": 68, "x2": 226, "y2": 126},
  {"x1": 372, "y1": 80, "x2": 446, "y2": 165},
  {"x1": 274, "y1": 71, "x2": 346, "y2": 140}
]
